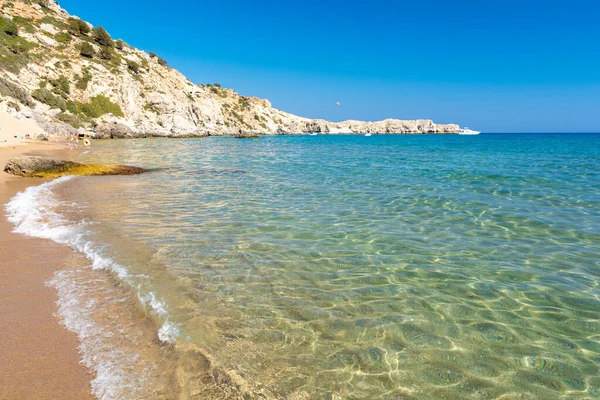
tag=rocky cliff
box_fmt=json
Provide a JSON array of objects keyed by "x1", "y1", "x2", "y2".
[{"x1": 0, "y1": 0, "x2": 459, "y2": 137}]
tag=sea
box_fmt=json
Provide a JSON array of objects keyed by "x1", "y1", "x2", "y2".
[{"x1": 5, "y1": 133, "x2": 600, "y2": 399}]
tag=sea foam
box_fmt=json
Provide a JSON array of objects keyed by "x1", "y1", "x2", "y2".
[{"x1": 5, "y1": 177, "x2": 180, "y2": 399}]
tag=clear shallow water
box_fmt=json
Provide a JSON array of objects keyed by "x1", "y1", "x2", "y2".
[{"x1": 7, "y1": 134, "x2": 600, "y2": 399}]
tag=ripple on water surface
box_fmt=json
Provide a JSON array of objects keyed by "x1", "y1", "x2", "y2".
[{"x1": 43, "y1": 134, "x2": 600, "y2": 398}]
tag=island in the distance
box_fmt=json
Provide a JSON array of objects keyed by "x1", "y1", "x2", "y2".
[{"x1": 0, "y1": 0, "x2": 459, "y2": 138}]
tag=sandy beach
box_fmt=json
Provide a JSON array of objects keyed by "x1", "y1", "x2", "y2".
[
  {"x1": 0, "y1": 111, "x2": 47, "y2": 148},
  {"x1": 0, "y1": 142, "x2": 93, "y2": 399}
]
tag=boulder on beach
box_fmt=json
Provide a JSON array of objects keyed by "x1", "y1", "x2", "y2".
[
  {"x1": 4, "y1": 156, "x2": 150, "y2": 178},
  {"x1": 93, "y1": 122, "x2": 135, "y2": 139},
  {"x1": 36, "y1": 134, "x2": 48, "y2": 141}
]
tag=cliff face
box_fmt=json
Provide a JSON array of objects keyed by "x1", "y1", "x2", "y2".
[{"x1": 0, "y1": 0, "x2": 459, "y2": 137}]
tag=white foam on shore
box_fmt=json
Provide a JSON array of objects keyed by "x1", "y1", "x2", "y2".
[
  {"x1": 50, "y1": 269, "x2": 156, "y2": 400},
  {"x1": 6, "y1": 176, "x2": 77, "y2": 241},
  {"x1": 5, "y1": 177, "x2": 181, "y2": 399}
]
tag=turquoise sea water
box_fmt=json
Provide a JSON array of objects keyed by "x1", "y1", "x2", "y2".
[{"x1": 9, "y1": 133, "x2": 600, "y2": 399}]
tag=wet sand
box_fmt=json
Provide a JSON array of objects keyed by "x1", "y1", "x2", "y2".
[{"x1": 0, "y1": 144, "x2": 93, "y2": 399}]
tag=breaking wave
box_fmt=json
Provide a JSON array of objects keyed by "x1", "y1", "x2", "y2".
[{"x1": 5, "y1": 177, "x2": 181, "y2": 399}]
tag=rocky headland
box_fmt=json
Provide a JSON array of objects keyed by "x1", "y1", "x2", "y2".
[{"x1": 0, "y1": 0, "x2": 459, "y2": 138}]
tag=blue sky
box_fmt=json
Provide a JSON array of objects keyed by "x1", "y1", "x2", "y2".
[{"x1": 59, "y1": 0, "x2": 599, "y2": 132}]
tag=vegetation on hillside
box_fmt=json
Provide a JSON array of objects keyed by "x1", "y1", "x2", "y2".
[
  {"x1": 0, "y1": 17, "x2": 18, "y2": 36},
  {"x1": 78, "y1": 95, "x2": 124, "y2": 118},
  {"x1": 0, "y1": 75, "x2": 34, "y2": 106},
  {"x1": 93, "y1": 26, "x2": 113, "y2": 48},
  {"x1": 0, "y1": 15, "x2": 38, "y2": 73},
  {"x1": 78, "y1": 42, "x2": 94, "y2": 58},
  {"x1": 75, "y1": 67, "x2": 92, "y2": 90},
  {"x1": 0, "y1": 0, "x2": 263, "y2": 133},
  {"x1": 68, "y1": 17, "x2": 90, "y2": 36}
]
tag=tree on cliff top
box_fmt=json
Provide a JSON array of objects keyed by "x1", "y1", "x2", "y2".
[{"x1": 93, "y1": 26, "x2": 114, "y2": 48}]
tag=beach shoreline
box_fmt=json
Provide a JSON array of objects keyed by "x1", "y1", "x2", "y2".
[{"x1": 0, "y1": 143, "x2": 94, "y2": 399}]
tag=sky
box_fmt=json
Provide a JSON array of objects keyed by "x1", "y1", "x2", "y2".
[{"x1": 57, "y1": 0, "x2": 600, "y2": 132}]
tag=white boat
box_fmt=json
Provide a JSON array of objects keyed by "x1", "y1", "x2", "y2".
[
  {"x1": 458, "y1": 127, "x2": 480, "y2": 135},
  {"x1": 365, "y1": 130, "x2": 372, "y2": 137},
  {"x1": 308, "y1": 132, "x2": 318, "y2": 136}
]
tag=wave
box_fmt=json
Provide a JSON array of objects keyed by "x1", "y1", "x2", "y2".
[
  {"x1": 4, "y1": 177, "x2": 181, "y2": 399},
  {"x1": 5, "y1": 176, "x2": 179, "y2": 342},
  {"x1": 6, "y1": 177, "x2": 276, "y2": 400}
]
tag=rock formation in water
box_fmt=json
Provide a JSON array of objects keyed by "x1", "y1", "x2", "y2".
[
  {"x1": 235, "y1": 131, "x2": 261, "y2": 139},
  {"x1": 0, "y1": 0, "x2": 459, "y2": 137},
  {"x1": 4, "y1": 156, "x2": 149, "y2": 178}
]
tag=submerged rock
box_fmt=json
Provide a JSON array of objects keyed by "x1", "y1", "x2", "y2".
[
  {"x1": 4, "y1": 156, "x2": 150, "y2": 178},
  {"x1": 234, "y1": 132, "x2": 260, "y2": 139}
]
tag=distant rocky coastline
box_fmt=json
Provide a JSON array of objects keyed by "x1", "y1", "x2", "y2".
[{"x1": 0, "y1": 0, "x2": 459, "y2": 138}]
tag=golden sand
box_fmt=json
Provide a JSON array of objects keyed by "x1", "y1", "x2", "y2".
[
  {"x1": 0, "y1": 111, "x2": 46, "y2": 148},
  {"x1": 0, "y1": 144, "x2": 93, "y2": 399}
]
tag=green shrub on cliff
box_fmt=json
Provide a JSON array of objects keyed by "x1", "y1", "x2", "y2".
[
  {"x1": 79, "y1": 42, "x2": 94, "y2": 58},
  {"x1": 210, "y1": 85, "x2": 228, "y2": 99},
  {"x1": 0, "y1": 76, "x2": 34, "y2": 106},
  {"x1": 0, "y1": 18, "x2": 19, "y2": 36},
  {"x1": 32, "y1": 86, "x2": 77, "y2": 113},
  {"x1": 77, "y1": 95, "x2": 124, "y2": 118},
  {"x1": 230, "y1": 110, "x2": 245, "y2": 125},
  {"x1": 127, "y1": 59, "x2": 140, "y2": 74},
  {"x1": 32, "y1": 88, "x2": 66, "y2": 110},
  {"x1": 1, "y1": 32, "x2": 36, "y2": 55},
  {"x1": 39, "y1": 15, "x2": 67, "y2": 30},
  {"x1": 56, "y1": 112, "x2": 85, "y2": 128},
  {"x1": 49, "y1": 75, "x2": 70, "y2": 98},
  {"x1": 0, "y1": 23, "x2": 37, "y2": 74},
  {"x1": 93, "y1": 26, "x2": 113, "y2": 48},
  {"x1": 25, "y1": 0, "x2": 50, "y2": 8},
  {"x1": 68, "y1": 17, "x2": 90, "y2": 36},
  {"x1": 115, "y1": 39, "x2": 124, "y2": 50},
  {"x1": 54, "y1": 32, "x2": 71, "y2": 44},
  {"x1": 0, "y1": 35, "x2": 35, "y2": 73},
  {"x1": 75, "y1": 68, "x2": 92, "y2": 90},
  {"x1": 11, "y1": 16, "x2": 35, "y2": 34},
  {"x1": 237, "y1": 97, "x2": 250, "y2": 110},
  {"x1": 99, "y1": 46, "x2": 112, "y2": 60}
]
